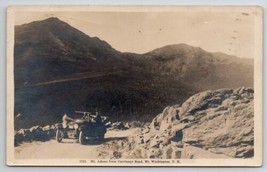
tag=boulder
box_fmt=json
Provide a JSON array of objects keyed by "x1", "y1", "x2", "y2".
[
  {"x1": 161, "y1": 143, "x2": 183, "y2": 159},
  {"x1": 182, "y1": 88, "x2": 254, "y2": 158},
  {"x1": 148, "y1": 148, "x2": 163, "y2": 159},
  {"x1": 128, "y1": 147, "x2": 147, "y2": 158},
  {"x1": 143, "y1": 132, "x2": 151, "y2": 143},
  {"x1": 19, "y1": 129, "x2": 32, "y2": 142},
  {"x1": 111, "y1": 122, "x2": 129, "y2": 130},
  {"x1": 30, "y1": 125, "x2": 48, "y2": 141},
  {"x1": 14, "y1": 132, "x2": 24, "y2": 146},
  {"x1": 162, "y1": 144, "x2": 173, "y2": 159}
]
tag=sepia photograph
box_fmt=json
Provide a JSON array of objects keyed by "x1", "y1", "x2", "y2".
[{"x1": 6, "y1": 6, "x2": 263, "y2": 166}]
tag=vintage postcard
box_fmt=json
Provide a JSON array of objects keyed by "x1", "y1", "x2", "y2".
[{"x1": 6, "y1": 6, "x2": 263, "y2": 166}]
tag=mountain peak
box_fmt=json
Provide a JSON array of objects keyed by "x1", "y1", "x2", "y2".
[
  {"x1": 145, "y1": 43, "x2": 205, "y2": 59},
  {"x1": 36, "y1": 17, "x2": 66, "y2": 26},
  {"x1": 15, "y1": 16, "x2": 115, "y2": 51},
  {"x1": 42, "y1": 17, "x2": 61, "y2": 22},
  {"x1": 16, "y1": 17, "x2": 66, "y2": 29},
  {"x1": 147, "y1": 43, "x2": 203, "y2": 54}
]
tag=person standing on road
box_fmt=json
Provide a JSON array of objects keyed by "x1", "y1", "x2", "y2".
[
  {"x1": 62, "y1": 113, "x2": 73, "y2": 129},
  {"x1": 95, "y1": 111, "x2": 102, "y2": 123}
]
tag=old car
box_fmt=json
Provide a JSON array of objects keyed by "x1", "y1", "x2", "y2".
[{"x1": 55, "y1": 111, "x2": 107, "y2": 145}]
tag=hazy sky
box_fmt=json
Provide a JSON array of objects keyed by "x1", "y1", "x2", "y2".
[{"x1": 15, "y1": 9, "x2": 257, "y2": 58}]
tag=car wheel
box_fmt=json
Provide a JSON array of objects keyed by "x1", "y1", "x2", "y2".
[
  {"x1": 79, "y1": 131, "x2": 86, "y2": 145},
  {"x1": 99, "y1": 133, "x2": 105, "y2": 140},
  {"x1": 56, "y1": 129, "x2": 64, "y2": 143}
]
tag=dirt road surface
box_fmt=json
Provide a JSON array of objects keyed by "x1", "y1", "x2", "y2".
[{"x1": 15, "y1": 129, "x2": 137, "y2": 159}]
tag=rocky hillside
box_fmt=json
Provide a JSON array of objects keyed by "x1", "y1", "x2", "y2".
[
  {"x1": 101, "y1": 87, "x2": 254, "y2": 159},
  {"x1": 15, "y1": 17, "x2": 124, "y2": 86},
  {"x1": 123, "y1": 44, "x2": 253, "y2": 90},
  {"x1": 14, "y1": 17, "x2": 253, "y2": 129}
]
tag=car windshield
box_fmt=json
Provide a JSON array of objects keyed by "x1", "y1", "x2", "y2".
[{"x1": 72, "y1": 111, "x2": 94, "y2": 119}]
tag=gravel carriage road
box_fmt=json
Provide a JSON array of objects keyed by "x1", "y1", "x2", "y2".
[{"x1": 15, "y1": 129, "x2": 137, "y2": 159}]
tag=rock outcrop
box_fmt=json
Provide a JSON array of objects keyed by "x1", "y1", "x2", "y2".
[
  {"x1": 121, "y1": 87, "x2": 254, "y2": 159},
  {"x1": 14, "y1": 125, "x2": 56, "y2": 146}
]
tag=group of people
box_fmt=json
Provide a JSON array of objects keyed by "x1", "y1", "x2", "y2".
[{"x1": 62, "y1": 111, "x2": 104, "y2": 128}]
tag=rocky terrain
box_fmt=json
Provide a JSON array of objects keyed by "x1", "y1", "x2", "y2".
[
  {"x1": 14, "y1": 125, "x2": 56, "y2": 146},
  {"x1": 14, "y1": 17, "x2": 253, "y2": 129},
  {"x1": 14, "y1": 87, "x2": 254, "y2": 160},
  {"x1": 99, "y1": 87, "x2": 254, "y2": 159}
]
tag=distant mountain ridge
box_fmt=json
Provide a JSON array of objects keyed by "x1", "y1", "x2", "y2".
[{"x1": 14, "y1": 17, "x2": 253, "y2": 129}]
